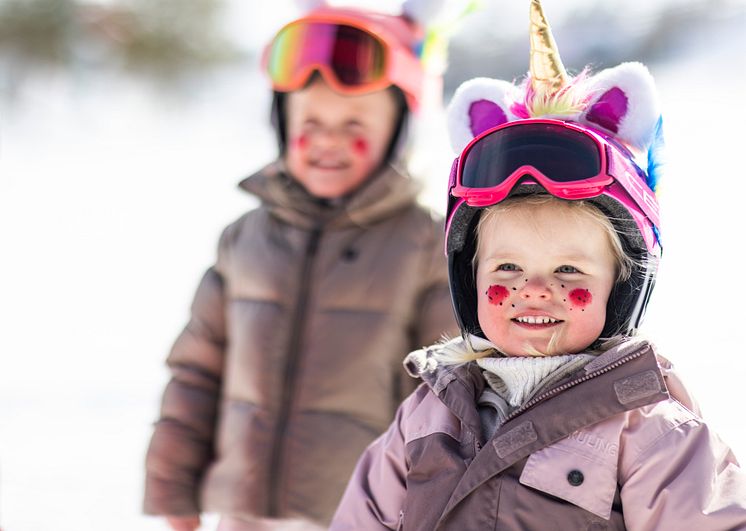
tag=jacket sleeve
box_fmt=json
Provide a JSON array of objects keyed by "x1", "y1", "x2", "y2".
[
  {"x1": 330, "y1": 388, "x2": 423, "y2": 530},
  {"x1": 619, "y1": 409, "x2": 746, "y2": 530},
  {"x1": 143, "y1": 265, "x2": 227, "y2": 516}
]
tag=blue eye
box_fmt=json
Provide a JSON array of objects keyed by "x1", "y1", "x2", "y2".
[
  {"x1": 497, "y1": 263, "x2": 520, "y2": 272},
  {"x1": 556, "y1": 265, "x2": 579, "y2": 274}
]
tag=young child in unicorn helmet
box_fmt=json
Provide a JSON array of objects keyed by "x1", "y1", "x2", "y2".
[
  {"x1": 331, "y1": 2, "x2": 746, "y2": 529},
  {"x1": 143, "y1": 1, "x2": 458, "y2": 530}
]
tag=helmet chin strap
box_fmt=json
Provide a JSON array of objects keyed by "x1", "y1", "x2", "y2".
[
  {"x1": 382, "y1": 86, "x2": 410, "y2": 166},
  {"x1": 271, "y1": 91, "x2": 288, "y2": 156}
]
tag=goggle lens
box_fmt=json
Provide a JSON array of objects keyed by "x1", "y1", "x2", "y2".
[
  {"x1": 461, "y1": 123, "x2": 602, "y2": 188},
  {"x1": 267, "y1": 22, "x2": 387, "y2": 89}
]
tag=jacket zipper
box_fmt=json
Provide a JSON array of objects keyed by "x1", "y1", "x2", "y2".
[
  {"x1": 267, "y1": 225, "x2": 323, "y2": 516},
  {"x1": 502, "y1": 349, "x2": 647, "y2": 424},
  {"x1": 430, "y1": 348, "x2": 651, "y2": 530}
]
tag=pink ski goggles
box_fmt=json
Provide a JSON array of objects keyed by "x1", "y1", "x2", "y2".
[
  {"x1": 263, "y1": 15, "x2": 424, "y2": 109},
  {"x1": 447, "y1": 119, "x2": 661, "y2": 253}
]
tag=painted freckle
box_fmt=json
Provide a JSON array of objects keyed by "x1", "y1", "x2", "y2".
[
  {"x1": 569, "y1": 288, "x2": 593, "y2": 307},
  {"x1": 486, "y1": 284, "x2": 510, "y2": 306}
]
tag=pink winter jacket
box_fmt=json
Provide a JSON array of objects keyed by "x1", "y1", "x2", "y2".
[{"x1": 331, "y1": 340, "x2": 746, "y2": 530}]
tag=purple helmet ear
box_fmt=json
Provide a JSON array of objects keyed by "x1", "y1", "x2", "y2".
[
  {"x1": 469, "y1": 100, "x2": 508, "y2": 137},
  {"x1": 585, "y1": 87, "x2": 628, "y2": 134},
  {"x1": 447, "y1": 78, "x2": 519, "y2": 153},
  {"x1": 579, "y1": 62, "x2": 660, "y2": 151}
]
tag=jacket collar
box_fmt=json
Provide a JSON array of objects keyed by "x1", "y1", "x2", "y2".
[
  {"x1": 409, "y1": 336, "x2": 658, "y2": 439},
  {"x1": 238, "y1": 160, "x2": 421, "y2": 230},
  {"x1": 436, "y1": 338, "x2": 669, "y2": 524},
  {"x1": 407, "y1": 338, "x2": 489, "y2": 439}
]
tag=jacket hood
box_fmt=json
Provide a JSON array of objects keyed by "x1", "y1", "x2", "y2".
[{"x1": 239, "y1": 161, "x2": 422, "y2": 230}]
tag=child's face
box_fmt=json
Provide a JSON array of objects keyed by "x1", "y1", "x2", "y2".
[
  {"x1": 285, "y1": 77, "x2": 398, "y2": 199},
  {"x1": 475, "y1": 202, "x2": 617, "y2": 356}
]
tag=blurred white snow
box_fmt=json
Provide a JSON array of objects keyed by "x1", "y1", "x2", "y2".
[{"x1": 1, "y1": 1, "x2": 745, "y2": 529}]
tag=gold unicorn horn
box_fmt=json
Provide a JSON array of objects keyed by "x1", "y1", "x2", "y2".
[{"x1": 529, "y1": 0, "x2": 568, "y2": 94}]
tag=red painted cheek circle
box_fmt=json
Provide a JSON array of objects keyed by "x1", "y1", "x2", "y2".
[
  {"x1": 569, "y1": 288, "x2": 592, "y2": 307},
  {"x1": 486, "y1": 284, "x2": 509, "y2": 306},
  {"x1": 291, "y1": 134, "x2": 308, "y2": 150},
  {"x1": 352, "y1": 137, "x2": 368, "y2": 155}
]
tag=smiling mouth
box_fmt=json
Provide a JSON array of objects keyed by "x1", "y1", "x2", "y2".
[
  {"x1": 311, "y1": 160, "x2": 349, "y2": 170},
  {"x1": 512, "y1": 316, "x2": 563, "y2": 329}
]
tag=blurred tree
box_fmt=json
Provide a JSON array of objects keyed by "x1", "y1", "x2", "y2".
[
  {"x1": 0, "y1": 0, "x2": 241, "y2": 81},
  {"x1": 114, "y1": 0, "x2": 241, "y2": 76},
  {"x1": 0, "y1": 0, "x2": 78, "y2": 66}
]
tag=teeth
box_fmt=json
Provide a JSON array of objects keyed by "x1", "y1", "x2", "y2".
[
  {"x1": 516, "y1": 316, "x2": 559, "y2": 324},
  {"x1": 315, "y1": 161, "x2": 345, "y2": 169}
]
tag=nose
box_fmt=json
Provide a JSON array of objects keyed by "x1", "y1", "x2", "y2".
[
  {"x1": 519, "y1": 277, "x2": 552, "y2": 301},
  {"x1": 313, "y1": 127, "x2": 344, "y2": 150}
]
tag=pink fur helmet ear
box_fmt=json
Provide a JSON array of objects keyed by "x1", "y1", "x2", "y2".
[
  {"x1": 580, "y1": 62, "x2": 661, "y2": 152},
  {"x1": 446, "y1": 78, "x2": 521, "y2": 153}
]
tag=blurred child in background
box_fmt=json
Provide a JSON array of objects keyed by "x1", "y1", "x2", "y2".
[{"x1": 143, "y1": 1, "x2": 456, "y2": 530}]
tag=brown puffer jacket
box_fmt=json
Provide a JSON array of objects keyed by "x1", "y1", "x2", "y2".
[{"x1": 143, "y1": 162, "x2": 456, "y2": 524}]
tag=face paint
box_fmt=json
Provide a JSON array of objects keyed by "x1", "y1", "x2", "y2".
[
  {"x1": 292, "y1": 134, "x2": 308, "y2": 150},
  {"x1": 352, "y1": 137, "x2": 368, "y2": 156},
  {"x1": 486, "y1": 284, "x2": 510, "y2": 306},
  {"x1": 569, "y1": 288, "x2": 592, "y2": 307}
]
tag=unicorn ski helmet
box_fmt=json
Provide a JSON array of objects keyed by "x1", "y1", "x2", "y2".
[{"x1": 445, "y1": 0, "x2": 664, "y2": 340}]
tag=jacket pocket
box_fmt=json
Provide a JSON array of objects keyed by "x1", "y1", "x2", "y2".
[{"x1": 519, "y1": 441, "x2": 618, "y2": 520}]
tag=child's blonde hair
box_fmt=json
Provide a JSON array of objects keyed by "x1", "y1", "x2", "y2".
[{"x1": 473, "y1": 195, "x2": 634, "y2": 283}]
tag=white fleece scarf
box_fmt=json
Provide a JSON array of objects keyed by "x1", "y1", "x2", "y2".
[
  {"x1": 476, "y1": 354, "x2": 595, "y2": 407},
  {"x1": 404, "y1": 335, "x2": 594, "y2": 408}
]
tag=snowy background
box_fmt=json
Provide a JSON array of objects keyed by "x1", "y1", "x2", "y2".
[{"x1": 1, "y1": 0, "x2": 745, "y2": 529}]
